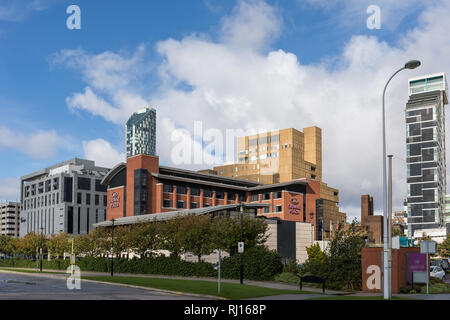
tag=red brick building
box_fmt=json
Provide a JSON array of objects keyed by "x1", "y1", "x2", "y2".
[
  {"x1": 361, "y1": 194, "x2": 383, "y2": 244},
  {"x1": 101, "y1": 154, "x2": 329, "y2": 239}
]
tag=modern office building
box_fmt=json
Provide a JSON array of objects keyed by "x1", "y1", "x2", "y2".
[
  {"x1": 200, "y1": 127, "x2": 345, "y2": 239},
  {"x1": 19, "y1": 158, "x2": 110, "y2": 237},
  {"x1": 405, "y1": 73, "x2": 448, "y2": 238},
  {"x1": 100, "y1": 154, "x2": 346, "y2": 241},
  {"x1": 0, "y1": 202, "x2": 20, "y2": 238},
  {"x1": 126, "y1": 107, "x2": 156, "y2": 158}
]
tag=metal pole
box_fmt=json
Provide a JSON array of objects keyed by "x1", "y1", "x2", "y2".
[
  {"x1": 382, "y1": 67, "x2": 404, "y2": 300},
  {"x1": 111, "y1": 219, "x2": 114, "y2": 277},
  {"x1": 40, "y1": 227, "x2": 43, "y2": 272},
  {"x1": 239, "y1": 204, "x2": 243, "y2": 285},
  {"x1": 218, "y1": 249, "x2": 221, "y2": 295},
  {"x1": 426, "y1": 253, "x2": 429, "y2": 294},
  {"x1": 388, "y1": 155, "x2": 393, "y2": 299}
]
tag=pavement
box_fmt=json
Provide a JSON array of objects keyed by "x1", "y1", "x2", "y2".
[{"x1": 0, "y1": 267, "x2": 449, "y2": 300}]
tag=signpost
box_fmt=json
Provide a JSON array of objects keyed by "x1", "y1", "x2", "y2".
[
  {"x1": 420, "y1": 240, "x2": 436, "y2": 295},
  {"x1": 238, "y1": 242, "x2": 244, "y2": 254},
  {"x1": 68, "y1": 237, "x2": 74, "y2": 274}
]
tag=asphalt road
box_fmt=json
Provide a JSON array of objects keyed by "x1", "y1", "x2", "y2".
[{"x1": 0, "y1": 271, "x2": 212, "y2": 300}]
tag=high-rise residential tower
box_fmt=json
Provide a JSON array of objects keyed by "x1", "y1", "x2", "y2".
[
  {"x1": 126, "y1": 107, "x2": 156, "y2": 158},
  {"x1": 405, "y1": 73, "x2": 448, "y2": 238}
]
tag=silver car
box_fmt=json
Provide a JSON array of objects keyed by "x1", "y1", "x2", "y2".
[{"x1": 430, "y1": 266, "x2": 446, "y2": 280}]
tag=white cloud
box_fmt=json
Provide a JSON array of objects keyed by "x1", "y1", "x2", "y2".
[
  {"x1": 82, "y1": 139, "x2": 125, "y2": 169},
  {"x1": 0, "y1": 126, "x2": 66, "y2": 159},
  {"x1": 57, "y1": 0, "x2": 450, "y2": 222},
  {"x1": 0, "y1": 177, "x2": 20, "y2": 201}
]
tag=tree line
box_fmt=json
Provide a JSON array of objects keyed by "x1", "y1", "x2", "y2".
[{"x1": 0, "y1": 213, "x2": 268, "y2": 262}]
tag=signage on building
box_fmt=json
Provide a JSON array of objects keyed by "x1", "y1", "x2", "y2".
[
  {"x1": 110, "y1": 192, "x2": 120, "y2": 209},
  {"x1": 407, "y1": 253, "x2": 426, "y2": 284},
  {"x1": 288, "y1": 198, "x2": 300, "y2": 215}
]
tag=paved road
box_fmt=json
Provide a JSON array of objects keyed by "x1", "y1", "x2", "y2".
[{"x1": 0, "y1": 271, "x2": 213, "y2": 300}]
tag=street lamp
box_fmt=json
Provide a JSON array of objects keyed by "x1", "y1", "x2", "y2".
[
  {"x1": 40, "y1": 227, "x2": 44, "y2": 272},
  {"x1": 381, "y1": 60, "x2": 420, "y2": 300},
  {"x1": 239, "y1": 204, "x2": 244, "y2": 285},
  {"x1": 111, "y1": 218, "x2": 115, "y2": 277}
]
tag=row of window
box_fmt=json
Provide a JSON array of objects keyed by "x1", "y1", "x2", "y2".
[
  {"x1": 162, "y1": 185, "x2": 247, "y2": 201},
  {"x1": 25, "y1": 178, "x2": 59, "y2": 197},
  {"x1": 76, "y1": 193, "x2": 107, "y2": 206},
  {"x1": 23, "y1": 193, "x2": 60, "y2": 210}
]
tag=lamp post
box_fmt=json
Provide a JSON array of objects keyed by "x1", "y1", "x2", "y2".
[
  {"x1": 381, "y1": 60, "x2": 420, "y2": 300},
  {"x1": 239, "y1": 204, "x2": 244, "y2": 285},
  {"x1": 40, "y1": 227, "x2": 43, "y2": 272},
  {"x1": 111, "y1": 218, "x2": 115, "y2": 277}
]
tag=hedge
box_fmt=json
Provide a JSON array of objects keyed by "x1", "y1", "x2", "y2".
[{"x1": 0, "y1": 246, "x2": 283, "y2": 281}]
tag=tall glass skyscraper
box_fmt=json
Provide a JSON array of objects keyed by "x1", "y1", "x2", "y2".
[
  {"x1": 126, "y1": 107, "x2": 156, "y2": 158},
  {"x1": 405, "y1": 73, "x2": 448, "y2": 238}
]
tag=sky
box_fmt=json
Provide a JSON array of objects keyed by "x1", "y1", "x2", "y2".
[{"x1": 0, "y1": 0, "x2": 449, "y2": 222}]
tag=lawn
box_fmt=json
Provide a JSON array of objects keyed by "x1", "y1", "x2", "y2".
[
  {"x1": 308, "y1": 296, "x2": 416, "y2": 300},
  {"x1": 82, "y1": 275, "x2": 314, "y2": 300}
]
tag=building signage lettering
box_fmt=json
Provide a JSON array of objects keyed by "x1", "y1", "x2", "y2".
[
  {"x1": 366, "y1": 265, "x2": 381, "y2": 290},
  {"x1": 288, "y1": 198, "x2": 300, "y2": 215},
  {"x1": 110, "y1": 192, "x2": 120, "y2": 209}
]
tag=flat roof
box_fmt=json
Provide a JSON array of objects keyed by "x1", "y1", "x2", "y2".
[{"x1": 93, "y1": 203, "x2": 271, "y2": 228}]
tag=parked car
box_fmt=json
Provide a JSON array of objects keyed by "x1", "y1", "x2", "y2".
[
  {"x1": 430, "y1": 266, "x2": 446, "y2": 280},
  {"x1": 440, "y1": 259, "x2": 449, "y2": 271}
]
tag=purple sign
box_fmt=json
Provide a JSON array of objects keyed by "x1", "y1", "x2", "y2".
[{"x1": 407, "y1": 253, "x2": 426, "y2": 284}]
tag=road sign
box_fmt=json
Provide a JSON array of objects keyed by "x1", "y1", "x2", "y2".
[
  {"x1": 238, "y1": 242, "x2": 244, "y2": 253},
  {"x1": 420, "y1": 241, "x2": 436, "y2": 254}
]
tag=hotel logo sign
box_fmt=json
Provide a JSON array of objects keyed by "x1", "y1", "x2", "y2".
[
  {"x1": 110, "y1": 192, "x2": 120, "y2": 209},
  {"x1": 288, "y1": 198, "x2": 300, "y2": 215}
]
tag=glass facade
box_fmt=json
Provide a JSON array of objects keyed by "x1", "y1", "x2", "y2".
[
  {"x1": 406, "y1": 73, "x2": 447, "y2": 237},
  {"x1": 126, "y1": 107, "x2": 156, "y2": 158}
]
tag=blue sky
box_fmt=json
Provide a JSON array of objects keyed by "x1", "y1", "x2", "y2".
[{"x1": 0, "y1": 0, "x2": 448, "y2": 220}]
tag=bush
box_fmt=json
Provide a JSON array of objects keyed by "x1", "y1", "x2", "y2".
[
  {"x1": 282, "y1": 258, "x2": 299, "y2": 274},
  {"x1": 221, "y1": 246, "x2": 283, "y2": 281},
  {"x1": 274, "y1": 272, "x2": 299, "y2": 284}
]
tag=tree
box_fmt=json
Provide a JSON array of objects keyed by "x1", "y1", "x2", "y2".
[
  {"x1": 392, "y1": 225, "x2": 404, "y2": 237},
  {"x1": 212, "y1": 213, "x2": 268, "y2": 256},
  {"x1": 306, "y1": 243, "x2": 325, "y2": 263},
  {"x1": 179, "y1": 214, "x2": 215, "y2": 262},
  {"x1": 127, "y1": 220, "x2": 161, "y2": 258},
  {"x1": 438, "y1": 235, "x2": 450, "y2": 257},
  {"x1": 47, "y1": 232, "x2": 71, "y2": 259},
  {"x1": 18, "y1": 233, "x2": 45, "y2": 257},
  {"x1": 158, "y1": 216, "x2": 185, "y2": 258}
]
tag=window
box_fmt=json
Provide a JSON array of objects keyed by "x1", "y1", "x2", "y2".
[
  {"x1": 163, "y1": 199, "x2": 172, "y2": 208},
  {"x1": 275, "y1": 191, "x2": 282, "y2": 199},
  {"x1": 77, "y1": 192, "x2": 82, "y2": 204},
  {"x1": 163, "y1": 184, "x2": 173, "y2": 193},
  {"x1": 216, "y1": 191, "x2": 224, "y2": 199},
  {"x1": 190, "y1": 187, "x2": 200, "y2": 196},
  {"x1": 77, "y1": 177, "x2": 91, "y2": 191},
  {"x1": 264, "y1": 193, "x2": 271, "y2": 200},
  {"x1": 251, "y1": 194, "x2": 259, "y2": 202},
  {"x1": 176, "y1": 200, "x2": 185, "y2": 209},
  {"x1": 203, "y1": 189, "x2": 213, "y2": 198},
  {"x1": 86, "y1": 193, "x2": 91, "y2": 205},
  {"x1": 190, "y1": 202, "x2": 198, "y2": 209},
  {"x1": 177, "y1": 186, "x2": 187, "y2": 195},
  {"x1": 95, "y1": 179, "x2": 107, "y2": 192},
  {"x1": 103, "y1": 195, "x2": 107, "y2": 207},
  {"x1": 95, "y1": 194, "x2": 99, "y2": 206},
  {"x1": 275, "y1": 205, "x2": 282, "y2": 212}
]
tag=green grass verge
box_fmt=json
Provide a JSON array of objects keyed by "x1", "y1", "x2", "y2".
[
  {"x1": 82, "y1": 275, "x2": 314, "y2": 300},
  {"x1": 309, "y1": 296, "x2": 416, "y2": 300}
]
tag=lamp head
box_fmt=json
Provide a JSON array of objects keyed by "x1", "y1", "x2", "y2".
[{"x1": 405, "y1": 60, "x2": 421, "y2": 69}]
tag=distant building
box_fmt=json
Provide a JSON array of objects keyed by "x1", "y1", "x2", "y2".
[
  {"x1": 361, "y1": 195, "x2": 383, "y2": 244},
  {"x1": 20, "y1": 158, "x2": 110, "y2": 237},
  {"x1": 126, "y1": 107, "x2": 156, "y2": 158},
  {"x1": 405, "y1": 73, "x2": 448, "y2": 238},
  {"x1": 0, "y1": 202, "x2": 20, "y2": 238}
]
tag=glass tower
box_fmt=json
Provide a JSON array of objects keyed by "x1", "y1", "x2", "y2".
[
  {"x1": 126, "y1": 107, "x2": 156, "y2": 158},
  {"x1": 405, "y1": 73, "x2": 448, "y2": 238}
]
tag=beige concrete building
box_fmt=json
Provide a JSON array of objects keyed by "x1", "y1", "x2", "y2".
[{"x1": 0, "y1": 202, "x2": 20, "y2": 238}]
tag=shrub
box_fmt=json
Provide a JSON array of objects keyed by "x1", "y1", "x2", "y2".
[
  {"x1": 221, "y1": 246, "x2": 283, "y2": 281},
  {"x1": 282, "y1": 258, "x2": 299, "y2": 274},
  {"x1": 274, "y1": 272, "x2": 299, "y2": 284}
]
